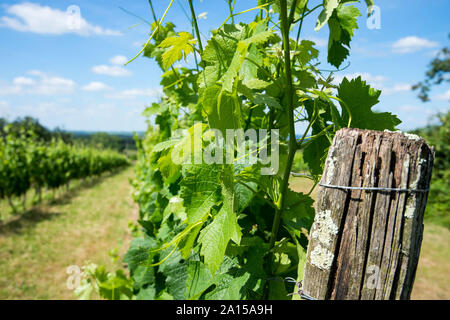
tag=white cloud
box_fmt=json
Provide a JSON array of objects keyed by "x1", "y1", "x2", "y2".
[
  {"x1": 0, "y1": 101, "x2": 78, "y2": 127},
  {"x1": 334, "y1": 72, "x2": 387, "y2": 89},
  {"x1": 392, "y1": 36, "x2": 438, "y2": 54},
  {"x1": 1, "y1": 99, "x2": 148, "y2": 131},
  {"x1": 0, "y1": 100, "x2": 9, "y2": 114},
  {"x1": 305, "y1": 36, "x2": 327, "y2": 47},
  {"x1": 0, "y1": 2, "x2": 121, "y2": 36},
  {"x1": 0, "y1": 71, "x2": 76, "y2": 96},
  {"x1": 28, "y1": 70, "x2": 46, "y2": 77},
  {"x1": 82, "y1": 81, "x2": 111, "y2": 92},
  {"x1": 0, "y1": 84, "x2": 21, "y2": 95},
  {"x1": 92, "y1": 64, "x2": 132, "y2": 77},
  {"x1": 13, "y1": 76, "x2": 35, "y2": 86},
  {"x1": 434, "y1": 89, "x2": 450, "y2": 101},
  {"x1": 107, "y1": 88, "x2": 162, "y2": 99},
  {"x1": 333, "y1": 73, "x2": 412, "y2": 96},
  {"x1": 91, "y1": 56, "x2": 132, "y2": 77},
  {"x1": 110, "y1": 55, "x2": 128, "y2": 65},
  {"x1": 132, "y1": 41, "x2": 144, "y2": 48},
  {"x1": 37, "y1": 77, "x2": 75, "y2": 95},
  {"x1": 399, "y1": 105, "x2": 421, "y2": 112},
  {"x1": 397, "y1": 105, "x2": 438, "y2": 117},
  {"x1": 382, "y1": 83, "x2": 411, "y2": 95},
  {"x1": 197, "y1": 12, "x2": 208, "y2": 20}
]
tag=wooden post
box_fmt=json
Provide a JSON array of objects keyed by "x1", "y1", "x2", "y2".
[{"x1": 302, "y1": 128, "x2": 434, "y2": 300}]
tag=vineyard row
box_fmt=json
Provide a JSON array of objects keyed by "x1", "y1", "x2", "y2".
[{"x1": 0, "y1": 129, "x2": 130, "y2": 212}]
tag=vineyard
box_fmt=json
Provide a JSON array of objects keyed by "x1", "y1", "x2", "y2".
[
  {"x1": 0, "y1": 127, "x2": 129, "y2": 216},
  {"x1": 0, "y1": 0, "x2": 448, "y2": 302},
  {"x1": 72, "y1": 0, "x2": 412, "y2": 300}
]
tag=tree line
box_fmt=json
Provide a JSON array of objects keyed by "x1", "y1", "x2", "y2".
[
  {"x1": 0, "y1": 116, "x2": 138, "y2": 152},
  {"x1": 0, "y1": 119, "x2": 130, "y2": 214}
]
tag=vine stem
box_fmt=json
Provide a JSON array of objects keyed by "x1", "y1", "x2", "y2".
[
  {"x1": 295, "y1": 0, "x2": 308, "y2": 52},
  {"x1": 148, "y1": 0, "x2": 158, "y2": 24},
  {"x1": 288, "y1": 0, "x2": 298, "y2": 25},
  {"x1": 268, "y1": 0, "x2": 298, "y2": 254},
  {"x1": 125, "y1": 0, "x2": 175, "y2": 65},
  {"x1": 188, "y1": 0, "x2": 203, "y2": 53},
  {"x1": 228, "y1": 0, "x2": 235, "y2": 24}
]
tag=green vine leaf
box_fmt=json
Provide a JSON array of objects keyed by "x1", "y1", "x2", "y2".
[
  {"x1": 159, "y1": 250, "x2": 188, "y2": 300},
  {"x1": 296, "y1": 40, "x2": 320, "y2": 66},
  {"x1": 123, "y1": 237, "x2": 157, "y2": 275},
  {"x1": 315, "y1": 0, "x2": 340, "y2": 32},
  {"x1": 186, "y1": 260, "x2": 214, "y2": 299},
  {"x1": 152, "y1": 139, "x2": 181, "y2": 153},
  {"x1": 327, "y1": 4, "x2": 361, "y2": 68},
  {"x1": 198, "y1": 203, "x2": 240, "y2": 275},
  {"x1": 201, "y1": 85, "x2": 244, "y2": 134},
  {"x1": 158, "y1": 31, "x2": 196, "y2": 70},
  {"x1": 338, "y1": 76, "x2": 402, "y2": 130},
  {"x1": 282, "y1": 189, "x2": 315, "y2": 238},
  {"x1": 180, "y1": 164, "x2": 222, "y2": 224}
]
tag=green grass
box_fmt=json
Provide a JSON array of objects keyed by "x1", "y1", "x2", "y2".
[
  {"x1": 412, "y1": 223, "x2": 450, "y2": 300},
  {"x1": 292, "y1": 151, "x2": 308, "y2": 173},
  {"x1": 0, "y1": 166, "x2": 137, "y2": 300},
  {"x1": 0, "y1": 172, "x2": 447, "y2": 300}
]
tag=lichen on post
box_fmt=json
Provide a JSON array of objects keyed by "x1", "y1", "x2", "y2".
[{"x1": 301, "y1": 128, "x2": 434, "y2": 300}]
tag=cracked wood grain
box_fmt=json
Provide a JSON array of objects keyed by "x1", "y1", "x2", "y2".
[{"x1": 302, "y1": 128, "x2": 434, "y2": 300}]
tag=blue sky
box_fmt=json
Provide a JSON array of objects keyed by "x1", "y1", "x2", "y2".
[{"x1": 0, "y1": 0, "x2": 448, "y2": 132}]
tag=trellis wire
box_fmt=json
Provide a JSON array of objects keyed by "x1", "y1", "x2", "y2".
[{"x1": 318, "y1": 182, "x2": 430, "y2": 193}]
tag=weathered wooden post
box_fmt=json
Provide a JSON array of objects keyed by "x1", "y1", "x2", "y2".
[{"x1": 302, "y1": 128, "x2": 434, "y2": 300}]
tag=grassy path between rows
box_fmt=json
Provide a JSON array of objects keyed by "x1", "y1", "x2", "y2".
[
  {"x1": 290, "y1": 177, "x2": 450, "y2": 300},
  {"x1": 0, "y1": 166, "x2": 137, "y2": 300},
  {"x1": 0, "y1": 171, "x2": 447, "y2": 300}
]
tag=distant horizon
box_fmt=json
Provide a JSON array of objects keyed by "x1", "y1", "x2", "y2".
[
  {"x1": 67, "y1": 129, "x2": 144, "y2": 135},
  {"x1": 4, "y1": 115, "x2": 441, "y2": 135},
  {"x1": 0, "y1": 1, "x2": 448, "y2": 132}
]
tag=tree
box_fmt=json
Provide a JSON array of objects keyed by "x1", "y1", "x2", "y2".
[
  {"x1": 412, "y1": 34, "x2": 450, "y2": 102},
  {"x1": 0, "y1": 118, "x2": 7, "y2": 137},
  {"x1": 5, "y1": 116, "x2": 52, "y2": 141}
]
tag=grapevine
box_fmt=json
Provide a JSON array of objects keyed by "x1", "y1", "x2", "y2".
[
  {"x1": 0, "y1": 126, "x2": 130, "y2": 214},
  {"x1": 79, "y1": 0, "x2": 402, "y2": 300}
]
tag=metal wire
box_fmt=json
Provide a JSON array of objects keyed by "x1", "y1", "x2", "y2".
[
  {"x1": 290, "y1": 172, "x2": 314, "y2": 179},
  {"x1": 318, "y1": 182, "x2": 430, "y2": 194},
  {"x1": 267, "y1": 277, "x2": 318, "y2": 301}
]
